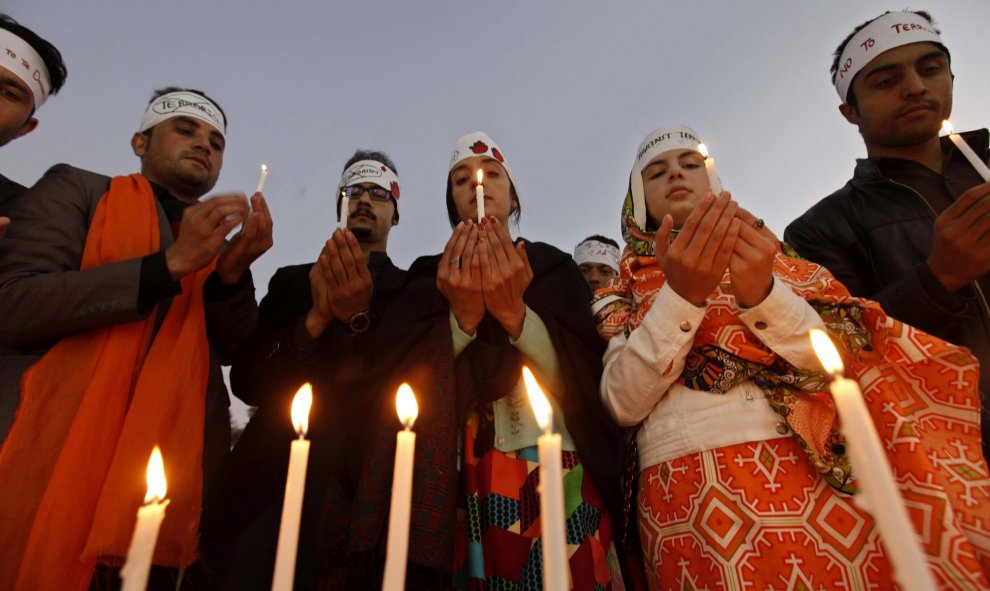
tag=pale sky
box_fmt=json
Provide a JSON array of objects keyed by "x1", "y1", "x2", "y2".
[{"x1": 3, "y1": 1, "x2": 989, "y2": 424}]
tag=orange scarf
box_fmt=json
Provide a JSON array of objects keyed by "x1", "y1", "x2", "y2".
[{"x1": 0, "y1": 175, "x2": 213, "y2": 590}]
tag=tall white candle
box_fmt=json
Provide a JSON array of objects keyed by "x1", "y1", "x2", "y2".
[
  {"x1": 271, "y1": 384, "x2": 313, "y2": 591},
  {"x1": 697, "y1": 143, "x2": 723, "y2": 196},
  {"x1": 809, "y1": 330, "x2": 936, "y2": 591},
  {"x1": 475, "y1": 169, "x2": 486, "y2": 222},
  {"x1": 340, "y1": 186, "x2": 352, "y2": 230},
  {"x1": 522, "y1": 367, "x2": 568, "y2": 591},
  {"x1": 942, "y1": 120, "x2": 990, "y2": 181},
  {"x1": 120, "y1": 447, "x2": 170, "y2": 591},
  {"x1": 255, "y1": 164, "x2": 269, "y2": 194},
  {"x1": 382, "y1": 384, "x2": 419, "y2": 591}
]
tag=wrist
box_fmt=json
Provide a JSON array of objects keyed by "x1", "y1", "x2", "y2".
[
  {"x1": 501, "y1": 305, "x2": 526, "y2": 339},
  {"x1": 164, "y1": 246, "x2": 192, "y2": 281},
  {"x1": 305, "y1": 309, "x2": 330, "y2": 338},
  {"x1": 926, "y1": 258, "x2": 966, "y2": 293}
]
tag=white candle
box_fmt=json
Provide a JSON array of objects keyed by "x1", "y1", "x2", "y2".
[
  {"x1": 120, "y1": 447, "x2": 170, "y2": 591},
  {"x1": 475, "y1": 169, "x2": 485, "y2": 222},
  {"x1": 942, "y1": 120, "x2": 990, "y2": 181},
  {"x1": 340, "y1": 186, "x2": 352, "y2": 230},
  {"x1": 522, "y1": 367, "x2": 568, "y2": 591},
  {"x1": 382, "y1": 384, "x2": 419, "y2": 591},
  {"x1": 255, "y1": 164, "x2": 269, "y2": 194},
  {"x1": 697, "y1": 143, "x2": 723, "y2": 196},
  {"x1": 271, "y1": 384, "x2": 313, "y2": 591},
  {"x1": 809, "y1": 330, "x2": 936, "y2": 591}
]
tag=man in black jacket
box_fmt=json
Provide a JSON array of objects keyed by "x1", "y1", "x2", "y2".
[
  {"x1": 785, "y1": 10, "x2": 990, "y2": 461},
  {"x1": 0, "y1": 14, "x2": 68, "y2": 233},
  {"x1": 201, "y1": 150, "x2": 407, "y2": 590}
]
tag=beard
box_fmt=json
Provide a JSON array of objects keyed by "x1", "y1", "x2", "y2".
[{"x1": 350, "y1": 226, "x2": 373, "y2": 240}]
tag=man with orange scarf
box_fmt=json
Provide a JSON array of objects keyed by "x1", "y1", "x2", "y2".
[{"x1": 0, "y1": 87, "x2": 273, "y2": 590}]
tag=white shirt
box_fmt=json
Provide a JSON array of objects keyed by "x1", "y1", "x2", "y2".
[{"x1": 600, "y1": 277, "x2": 826, "y2": 468}]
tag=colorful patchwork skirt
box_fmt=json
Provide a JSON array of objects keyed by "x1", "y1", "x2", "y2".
[
  {"x1": 637, "y1": 436, "x2": 990, "y2": 590},
  {"x1": 452, "y1": 411, "x2": 614, "y2": 590}
]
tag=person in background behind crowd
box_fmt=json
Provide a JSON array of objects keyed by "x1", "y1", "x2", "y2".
[{"x1": 574, "y1": 234, "x2": 620, "y2": 291}]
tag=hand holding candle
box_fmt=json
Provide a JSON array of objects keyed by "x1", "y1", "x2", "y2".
[
  {"x1": 942, "y1": 120, "x2": 990, "y2": 181},
  {"x1": 475, "y1": 169, "x2": 486, "y2": 222},
  {"x1": 271, "y1": 384, "x2": 313, "y2": 591},
  {"x1": 808, "y1": 330, "x2": 936, "y2": 591},
  {"x1": 382, "y1": 384, "x2": 419, "y2": 591},
  {"x1": 522, "y1": 367, "x2": 567, "y2": 591},
  {"x1": 120, "y1": 447, "x2": 169, "y2": 591},
  {"x1": 697, "y1": 143, "x2": 723, "y2": 196}
]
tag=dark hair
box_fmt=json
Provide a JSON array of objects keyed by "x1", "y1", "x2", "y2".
[
  {"x1": 831, "y1": 10, "x2": 948, "y2": 110},
  {"x1": 337, "y1": 149, "x2": 400, "y2": 223},
  {"x1": 145, "y1": 86, "x2": 227, "y2": 130},
  {"x1": 0, "y1": 14, "x2": 68, "y2": 100},
  {"x1": 444, "y1": 166, "x2": 522, "y2": 229},
  {"x1": 580, "y1": 234, "x2": 619, "y2": 249}
]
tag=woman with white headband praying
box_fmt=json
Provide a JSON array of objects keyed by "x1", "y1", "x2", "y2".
[
  {"x1": 346, "y1": 131, "x2": 629, "y2": 589},
  {"x1": 593, "y1": 125, "x2": 990, "y2": 590}
]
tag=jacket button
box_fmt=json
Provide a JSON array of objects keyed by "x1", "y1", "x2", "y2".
[
  {"x1": 776, "y1": 422, "x2": 789, "y2": 435},
  {"x1": 679, "y1": 321, "x2": 692, "y2": 332},
  {"x1": 754, "y1": 321, "x2": 768, "y2": 330}
]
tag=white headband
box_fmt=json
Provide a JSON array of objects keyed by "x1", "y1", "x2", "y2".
[
  {"x1": 338, "y1": 159, "x2": 401, "y2": 214},
  {"x1": 574, "y1": 239, "x2": 620, "y2": 272},
  {"x1": 834, "y1": 11, "x2": 944, "y2": 102},
  {"x1": 636, "y1": 125, "x2": 702, "y2": 172},
  {"x1": 0, "y1": 29, "x2": 52, "y2": 109},
  {"x1": 138, "y1": 91, "x2": 226, "y2": 137},
  {"x1": 631, "y1": 126, "x2": 714, "y2": 229},
  {"x1": 449, "y1": 131, "x2": 516, "y2": 187}
]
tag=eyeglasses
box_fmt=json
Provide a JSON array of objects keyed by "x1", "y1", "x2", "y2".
[{"x1": 342, "y1": 185, "x2": 392, "y2": 202}]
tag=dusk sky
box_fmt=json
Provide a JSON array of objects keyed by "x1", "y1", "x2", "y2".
[{"x1": 4, "y1": 1, "x2": 989, "y2": 423}]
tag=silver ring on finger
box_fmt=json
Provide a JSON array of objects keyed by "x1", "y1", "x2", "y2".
[
  {"x1": 452, "y1": 256, "x2": 462, "y2": 269},
  {"x1": 754, "y1": 218, "x2": 765, "y2": 230}
]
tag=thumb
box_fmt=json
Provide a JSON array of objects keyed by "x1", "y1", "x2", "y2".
[{"x1": 654, "y1": 214, "x2": 674, "y2": 259}]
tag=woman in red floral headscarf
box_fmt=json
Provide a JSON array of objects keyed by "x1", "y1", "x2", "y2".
[{"x1": 594, "y1": 125, "x2": 990, "y2": 591}]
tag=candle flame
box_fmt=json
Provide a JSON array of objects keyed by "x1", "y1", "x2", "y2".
[
  {"x1": 697, "y1": 143, "x2": 711, "y2": 159},
  {"x1": 396, "y1": 383, "x2": 419, "y2": 429},
  {"x1": 809, "y1": 328, "x2": 845, "y2": 376},
  {"x1": 522, "y1": 366, "x2": 552, "y2": 431},
  {"x1": 145, "y1": 446, "x2": 167, "y2": 504},
  {"x1": 476, "y1": 169, "x2": 483, "y2": 185},
  {"x1": 291, "y1": 383, "x2": 313, "y2": 437},
  {"x1": 260, "y1": 164, "x2": 268, "y2": 174},
  {"x1": 941, "y1": 120, "x2": 954, "y2": 135}
]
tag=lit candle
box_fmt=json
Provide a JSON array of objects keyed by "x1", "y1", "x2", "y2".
[
  {"x1": 340, "y1": 186, "x2": 352, "y2": 230},
  {"x1": 271, "y1": 384, "x2": 313, "y2": 591},
  {"x1": 255, "y1": 164, "x2": 269, "y2": 194},
  {"x1": 475, "y1": 169, "x2": 485, "y2": 222},
  {"x1": 942, "y1": 120, "x2": 990, "y2": 181},
  {"x1": 120, "y1": 447, "x2": 170, "y2": 591},
  {"x1": 809, "y1": 330, "x2": 936, "y2": 591},
  {"x1": 522, "y1": 367, "x2": 567, "y2": 591},
  {"x1": 697, "y1": 143, "x2": 723, "y2": 196},
  {"x1": 382, "y1": 384, "x2": 419, "y2": 591}
]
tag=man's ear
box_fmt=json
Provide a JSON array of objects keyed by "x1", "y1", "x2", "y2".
[
  {"x1": 839, "y1": 102, "x2": 859, "y2": 126},
  {"x1": 131, "y1": 131, "x2": 149, "y2": 157},
  {"x1": 16, "y1": 117, "x2": 38, "y2": 139}
]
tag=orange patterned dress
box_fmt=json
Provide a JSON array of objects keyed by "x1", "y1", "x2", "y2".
[{"x1": 596, "y1": 243, "x2": 990, "y2": 590}]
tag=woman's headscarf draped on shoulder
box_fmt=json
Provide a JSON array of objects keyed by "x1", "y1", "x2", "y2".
[{"x1": 592, "y1": 126, "x2": 988, "y2": 510}]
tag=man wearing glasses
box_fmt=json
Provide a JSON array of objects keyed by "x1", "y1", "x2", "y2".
[{"x1": 202, "y1": 150, "x2": 407, "y2": 589}]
